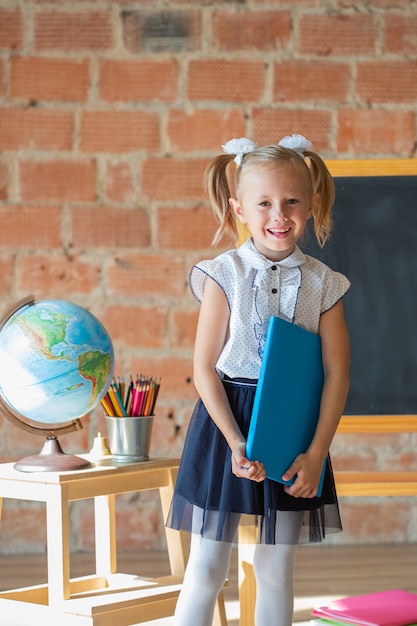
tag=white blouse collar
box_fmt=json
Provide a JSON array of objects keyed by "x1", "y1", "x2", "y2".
[{"x1": 237, "y1": 238, "x2": 306, "y2": 270}]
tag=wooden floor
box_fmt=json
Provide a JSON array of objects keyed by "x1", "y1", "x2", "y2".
[{"x1": 0, "y1": 543, "x2": 416, "y2": 625}]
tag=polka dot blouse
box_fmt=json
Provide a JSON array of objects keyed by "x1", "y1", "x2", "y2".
[{"x1": 190, "y1": 238, "x2": 350, "y2": 380}]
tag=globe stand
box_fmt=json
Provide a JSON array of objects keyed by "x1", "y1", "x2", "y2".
[
  {"x1": 13, "y1": 435, "x2": 91, "y2": 473},
  {"x1": 0, "y1": 394, "x2": 92, "y2": 473}
]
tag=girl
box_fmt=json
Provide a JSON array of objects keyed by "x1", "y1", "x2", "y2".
[{"x1": 167, "y1": 134, "x2": 350, "y2": 626}]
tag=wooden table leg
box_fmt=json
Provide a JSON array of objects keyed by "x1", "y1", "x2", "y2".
[
  {"x1": 45, "y1": 485, "x2": 70, "y2": 605},
  {"x1": 238, "y1": 526, "x2": 256, "y2": 626},
  {"x1": 159, "y1": 467, "x2": 189, "y2": 577},
  {"x1": 94, "y1": 493, "x2": 117, "y2": 577},
  {"x1": 213, "y1": 589, "x2": 228, "y2": 626}
]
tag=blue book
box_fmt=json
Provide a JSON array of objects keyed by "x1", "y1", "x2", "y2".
[{"x1": 246, "y1": 316, "x2": 327, "y2": 496}]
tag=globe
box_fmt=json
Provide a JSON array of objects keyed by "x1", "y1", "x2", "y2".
[{"x1": 0, "y1": 296, "x2": 115, "y2": 472}]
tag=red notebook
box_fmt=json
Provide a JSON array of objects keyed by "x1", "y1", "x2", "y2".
[{"x1": 312, "y1": 589, "x2": 417, "y2": 626}]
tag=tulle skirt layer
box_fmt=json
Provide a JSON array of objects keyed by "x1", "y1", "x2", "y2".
[{"x1": 166, "y1": 378, "x2": 342, "y2": 545}]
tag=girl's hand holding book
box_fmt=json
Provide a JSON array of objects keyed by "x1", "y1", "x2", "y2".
[
  {"x1": 232, "y1": 441, "x2": 266, "y2": 482},
  {"x1": 282, "y1": 452, "x2": 324, "y2": 498}
]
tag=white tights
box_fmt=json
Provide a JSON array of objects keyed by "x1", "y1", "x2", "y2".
[
  {"x1": 173, "y1": 513, "x2": 302, "y2": 626},
  {"x1": 173, "y1": 533, "x2": 232, "y2": 626},
  {"x1": 252, "y1": 542, "x2": 298, "y2": 626}
]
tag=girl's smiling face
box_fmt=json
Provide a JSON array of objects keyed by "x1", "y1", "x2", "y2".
[{"x1": 230, "y1": 163, "x2": 316, "y2": 262}]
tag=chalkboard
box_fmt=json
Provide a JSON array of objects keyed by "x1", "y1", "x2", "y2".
[{"x1": 301, "y1": 161, "x2": 417, "y2": 415}]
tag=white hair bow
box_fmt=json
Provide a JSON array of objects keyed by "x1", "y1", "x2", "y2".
[
  {"x1": 278, "y1": 134, "x2": 313, "y2": 155},
  {"x1": 222, "y1": 137, "x2": 259, "y2": 166}
]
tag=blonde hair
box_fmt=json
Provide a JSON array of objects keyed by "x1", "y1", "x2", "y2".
[{"x1": 204, "y1": 144, "x2": 335, "y2": 248}]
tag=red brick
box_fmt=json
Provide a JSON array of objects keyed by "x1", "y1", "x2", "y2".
[
  {"x1": 101, "y1": 305, "x2": 168, "y2": 349},
  {"x1": 127, "y1": 356, "x2": 196, "y2": 401},
  {"x1": 331, "y1": 450, "x2": 377, "y2": 472},
  {"x1": 0, "y1": 8, "x2": 23, "y2": 51},
  {"x1": 75, "y1": 490, "x2": 168, "y2": 548},
  {"x1": 0, "y1": 256, "x2": 13, "y2": 295},
  {"x1": 104, "y1": 162, "x2": 135, "y2": 204},
  {"x1": 10, "y1": 57, "x2": 90, "y2": 102},
  {"x1": 337, "y1": 109, "x2": 415, "y2": 155},
  {"x1": 80, "y1": 111, "x2": 160, "y2": 153},
  {"x1": 117, "y1": 494, "x2": 166, "y2": 550},
  {"x1": 70, "y1": 206, "x2": 151, "y2": 249},
  {"x1": 167, "y1": 109, "x2": 245, "y2": 152},
  {"x1": 298, "y1": 14, "x2": 377, "y2": 55},
  {"x1": 1, "y1": 420, "x2": 37, "y2": 459},
  {"x1": 0, "y1": 108, "x2": 73, "y2": 151},
  {"x1": 334, "y1": 432, "x2": 409, "y2": 449},
  {"x1": 88, "y1": 405, "x2": 109, "y2": 441},
  {"x1": 151, "y1": 411, "x2": 186, "y2": 456},
  {"x1": 0, "y1": 504, "x2": 46, "y2": 553},
  {"x1": 107, "y1": 254, "x2": 186, "y2": 298},
  {"x1": 0, "y1": 158, "x2": 8, "y2": 200},
  {"x1": 112, "y1": 502, "x2": 163, "y2": 550},
  {"x1": 171, "y1": 308, "x2": 199, "y2": 350},
  {"x1": 172, "y1": 0, "x2": 238, "y2": 3},
  {"x1": 20, "y1": 159, "x2": 96, "y2": 202},
  {"x1": 142, "y1": 158, "x2": 206, "y2": 201},
  {"x1": 157, "y1": 205, "x2": 217, "y2": 249},
  {"x1": 368, "y1": 0, "x2": 410, "y2": 7},
  {"x1": 71, "y1": 500, "x2": 94, "y2": 551},
  {"x1": 0, "y1": 60, "x2": 5, "y2": 98},
  {"x1": 212, "y1": 9, "x2": 290, "y2": 51},
  {"x1": 155, "y1": 405, "x2": 193, "y2": 448},
  {"x1": 338, "y1": 500, "x2": 410, "y2": 543},
  {"x1": 383, "y1": 450, "x2": 417, "y2": 471},
  {"x1": 385, "y1": 15, "x2": 417, "y2": 54},
  {"x1": 115, "y1": 0, "x2": 154, "y2": 3},
  {"x1": 122, "y1": 9, "x2": 201, "y2": 54},
  {"x1": 357, "y1": 61, "x2": 417, "y2": 103},
  {"x1": 255, "y1": 0, "x2": 320, "y2": 4},
  {"x1": 0, "y1": 205, "x2": 61, "y2": 247},
  {"x1": 100, "y1": 59, "x2": 178, "y2": 103},
  {"x1": 252, "y1": 108, "x2": 332, "y2": 153},
  {"x1": 17, "y1": 254, "x2": 101, "y2": 298},
  {"x1": 187, "y1": 60, "x2": 265, "y2": 102},
  {"x1": 273, "y1": 61, "x2": 350, "y2": 103},
  {"x1": 34, "y1": 10, "x2": 113, "y2": 51}
]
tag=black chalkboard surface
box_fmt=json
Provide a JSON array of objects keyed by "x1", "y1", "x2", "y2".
[{"x1": 301, "y1": 162, "x2": 417, "y2": 415}]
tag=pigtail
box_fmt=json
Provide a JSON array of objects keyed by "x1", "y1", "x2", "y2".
[
  {"x1": 304, "y1": 151, "x2": 335, "y2": 247},
  {"x1": 204, "y1": 153, "x2": 238, "y2": 246}
]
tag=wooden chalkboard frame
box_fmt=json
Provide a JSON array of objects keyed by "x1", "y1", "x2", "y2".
[
  {"x1": 325, "y1": 158, "x2": 417, "y2": 177},
  {"x1": 326, "y1": 159, "x2": 417, "y2": 420}
]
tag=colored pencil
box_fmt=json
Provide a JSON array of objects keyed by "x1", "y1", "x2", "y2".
[{"x1": 101, "y1": 374, "x2": 161, "y2": 417}]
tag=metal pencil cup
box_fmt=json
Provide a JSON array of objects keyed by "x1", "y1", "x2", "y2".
[{"x1": 105, "y1": 416, "x2": 153, "y2": 463}]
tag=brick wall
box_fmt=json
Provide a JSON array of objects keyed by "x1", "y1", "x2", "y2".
[{"x1": 0, "y1": 0, "x2": 416, "y2": 553}]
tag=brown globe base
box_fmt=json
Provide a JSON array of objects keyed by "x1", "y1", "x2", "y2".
[{"x1": 14, "y1": 435, "x2": 92, "y2": 472}]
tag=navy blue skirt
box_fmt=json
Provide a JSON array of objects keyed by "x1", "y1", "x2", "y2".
[{"x1": 166, "y1": 378, "x2": 342, "y2": 544}]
